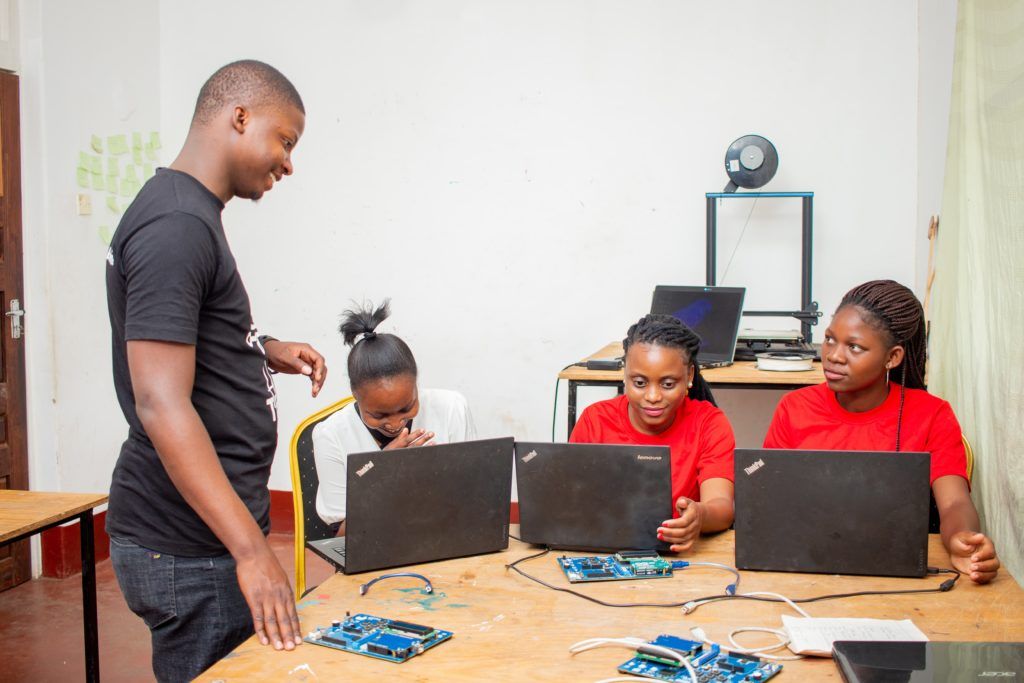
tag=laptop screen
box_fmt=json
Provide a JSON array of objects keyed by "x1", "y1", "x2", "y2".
[{"x1": 650, "y1": 286, "x2": 746, "y2": 364}]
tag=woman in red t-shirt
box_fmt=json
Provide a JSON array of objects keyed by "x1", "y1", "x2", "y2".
[
  {"x1": 570, "y1": 314, "x2": 735, "y2": 554},
  {"x1": 764, "y1": 280, "x2": 1000, "y2": 583}
]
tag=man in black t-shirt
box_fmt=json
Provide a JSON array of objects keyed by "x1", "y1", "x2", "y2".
[{"x1": 105, "y1": 60, "x2": 327, "y2": 681}]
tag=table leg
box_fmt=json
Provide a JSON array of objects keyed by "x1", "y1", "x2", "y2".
[
  {"x1": 80, "y1": 510, "x2": 100, "y2": 683},
  {"x1": 567, "y1": 380, "x2": 578, "y2": 436}
]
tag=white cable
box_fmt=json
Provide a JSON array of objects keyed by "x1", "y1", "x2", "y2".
[
  {"x1": 683, "y1": 589, "x2": 812, "y2": 617},
  {"x1": 569, "y1": 637, "x2": 698, "y2": 683}
]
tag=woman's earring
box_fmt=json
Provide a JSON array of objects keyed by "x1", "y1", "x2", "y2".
[
  {"x1": 885, "y1": 363, "x2": 891, "y2": 384},
  {"x1": 688, "y1": 382, "x2": 693, "y2": 388}
]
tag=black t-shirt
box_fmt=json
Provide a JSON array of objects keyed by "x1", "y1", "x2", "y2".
[{"x1": 105, "y1": 168, "x2": 279, "y2": 556}]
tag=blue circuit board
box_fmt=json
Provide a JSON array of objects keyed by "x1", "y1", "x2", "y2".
[
  {"x1": 618, "y1": 634, "x2": 783, "y2": 682},
  {"x1": 558, "y1": 551, "x2": 674, "y2": 583},
  {"x1": 304, "y1": 613, "x2": 452, "y2": 663}
]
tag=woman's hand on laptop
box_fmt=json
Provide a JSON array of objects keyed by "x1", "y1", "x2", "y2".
[
  {"x1": 658, "y1": 497, "x2": 704, "y2": 553},
  {"x1": 383, "y1": 428, "x2": 435, "y2": 450},
  {"x1": 949, "y1": 531, "x2": 1000, "y2": 584}
]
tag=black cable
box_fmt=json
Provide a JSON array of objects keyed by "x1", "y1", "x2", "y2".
[
  {"x1": 681, "y1": 568, "x2": 961, "y2": 614},
  {"x1": 508, "y1": 533, "x2": 522, "y2": 542},
  {"x1": 506, "y1": 548, "x2": 961, "y2": 611}
]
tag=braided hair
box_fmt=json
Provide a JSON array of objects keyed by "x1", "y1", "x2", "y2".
[
  {"x1": 339, "y1": 299, "x2": 418, "y2": 391},
  {"x1": 623, "y1": 313, "x2": 717, "y2": 406},
  {"x1": 836, "y1": 280, "x2": 927, "y2": 451}
]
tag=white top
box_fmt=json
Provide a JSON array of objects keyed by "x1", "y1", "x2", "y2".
[{"x1": 312, "y1": 388, "x2": 476, "y2": 524}]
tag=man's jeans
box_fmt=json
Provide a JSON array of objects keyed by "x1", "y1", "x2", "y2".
[{"x1": 109, "y1": 535, "x2": 253, "y2": 682}]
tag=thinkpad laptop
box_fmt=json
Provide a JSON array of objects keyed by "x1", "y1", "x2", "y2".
[
  {"x1": 514, "y1": 442, "x2": 671, "y2": 552},
  {"x1": 734, "y1": 448, "x2": 930, "y2": 578},
  {"x1": 833, "y1": 641, "x2": 1024, "y2": 682},
  {"x1": 650, "y1": 285, "x2": 746, "y2": 368},
  {"x1": 306, "y1": 437, "x2": 514, "y2": 574}
]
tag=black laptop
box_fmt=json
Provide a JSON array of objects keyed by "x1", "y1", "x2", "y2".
[
  {"x1": 833, "y1": 641, "x2": 1024, "y2": 682},
  {"x1": 650, "y1": 285, "x2": 746, "y2": 368},
  {"x1": 306, "y1": 437, "x2": 514, "y2": 574},
  {"x1": 734, "y1": 448, "x2": 930, "y2": 578},
  {"x1": 514, "y1": 442, "x2": 672, "y2": 552}
]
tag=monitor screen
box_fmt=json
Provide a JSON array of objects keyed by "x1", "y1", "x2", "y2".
[{"x1": 649, "y1": 286, "x2": 746, "y2": 363}]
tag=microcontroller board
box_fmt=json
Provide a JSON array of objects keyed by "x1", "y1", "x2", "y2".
[
  {"x1": 618, "y1": 634, "x2": 783, "y2": 682},
  {"x1": 558, "y1": 550, "x2": 674, "y2": 583},
  {"x1": 304, "y1": 613, "x2": 452, "y2": 663}
]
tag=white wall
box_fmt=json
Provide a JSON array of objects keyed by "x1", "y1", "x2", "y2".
[
  {"x1": 21, "y1": 0, "x2": 936, "y2": 494},
  {"x1": 915, "y1": 0, "x2": 958, "y2": 296},
  {"x1": 20, "y1": 0, "x2": 160, "y2": 495},
  {"x1": 0, "y1": 0, "x2": 18, "y2": 71}
]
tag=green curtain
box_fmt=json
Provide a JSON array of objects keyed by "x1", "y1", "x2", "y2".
[{"x1": 930, "y1": 0, "x2": 1024, "y2": 582}]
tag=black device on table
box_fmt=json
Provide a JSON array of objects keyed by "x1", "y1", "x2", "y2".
[
  {"x1": 733, "y1": 448, "x2": 930, "y2": 578},
  {"x1": 649, "y1": 285, "x2": 746, "y2": 368},
  {"x1": 832, "y1": 640, "x2": 1024, "y2": 682},
  {"x1": 306, "y1": 437, "x2": 514, "y2": 574},
  {"x1": 514, "y1": 441, "x2": 671, "y2": 552}
]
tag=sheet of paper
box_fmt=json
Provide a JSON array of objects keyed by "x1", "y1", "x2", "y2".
[{"x1": 782, "y1": 615, "x2": 928, "y2": 657}]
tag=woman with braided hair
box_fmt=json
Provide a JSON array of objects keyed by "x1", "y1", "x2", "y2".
[
  {"x1": 570, "y1": 313, "x2": 736, "y2": 554},
  {"x1": 764, "y1": 279, "x2": 1000, "y2": 583}
]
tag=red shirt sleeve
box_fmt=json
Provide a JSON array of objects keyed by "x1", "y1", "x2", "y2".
[
  {"x1": 763, "y1": 395, "x2": 794, "y2": 448},
  {"x1": 696, "y1": 409, "x2": 735, "y2": 484},
  {"x1": 926, "y1": 400, "x2": 968, "y2": 485}
]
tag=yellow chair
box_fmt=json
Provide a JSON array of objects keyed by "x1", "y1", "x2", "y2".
[
  {"x1": 962, "y1": 434, "x2": 975, "y2": 484},
  {"x1": 289, "y1": 395, "x2": 355, "y2": 600}
]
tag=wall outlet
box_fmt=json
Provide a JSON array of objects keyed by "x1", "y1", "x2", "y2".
[{"x1": 76, "y1": 193, "x2": 92, "y2": 216}]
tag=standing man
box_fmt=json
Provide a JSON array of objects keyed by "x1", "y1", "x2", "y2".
[{"x1": 105, "y1": 60, "x2": 326, "y2": 681}]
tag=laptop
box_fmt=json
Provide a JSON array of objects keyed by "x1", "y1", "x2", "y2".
[
  {"x1": 833, "y1": 641, "x2": 1024, "y2": 682},
  {"x1": 306, "y1": 437, "x2": 514, "y2": 574},
  {"x1": 650, "y1": 285, "x2": 746, "y2": 368},
  {"x1": 514, "y1": 442, "x2": 672, "y2": 552},
  {"x1": 734, "y1": 448, "x2": 930, "y2": 578}
]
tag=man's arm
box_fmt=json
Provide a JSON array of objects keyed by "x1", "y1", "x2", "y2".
[{"x1": 128, "y1": 339, "x2": 302, "y2": 650}]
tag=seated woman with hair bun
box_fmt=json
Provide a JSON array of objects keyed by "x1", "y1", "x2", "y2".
[{"x1": 313, "y1": 300, "x2": 475, "y2": 533}]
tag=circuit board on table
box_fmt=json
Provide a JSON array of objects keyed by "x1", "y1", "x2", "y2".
[
  {"x1": 304, "y1": 613, "x2": 452, "y2": 663},
  {"x1": 618, "y1": 634, "x2": 783, "y2": 682},
  {"x1": 558, "y1": 550, "x2": 673, "y2": 582}
]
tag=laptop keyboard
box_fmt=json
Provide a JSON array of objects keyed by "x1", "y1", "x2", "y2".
[{"x1": 333, "y1": 546, "x2": 347, "y2": 559}]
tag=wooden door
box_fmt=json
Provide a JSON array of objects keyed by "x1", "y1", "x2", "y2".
[{"x1": 0, "y1": 70, "x2": 29, "y2": 591}]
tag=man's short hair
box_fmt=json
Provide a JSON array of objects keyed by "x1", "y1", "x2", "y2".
[{"x1": 192, "y1": 60, "x2": 304, "y2": 126}]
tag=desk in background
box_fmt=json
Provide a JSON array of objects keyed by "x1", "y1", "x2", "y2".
[
  {"x1": 559, "y1": 342, "x2": 825, "y2": 439},
  {"x1": 200, "y1": 530, "x2": 1023, "y2": 681},
  {"x1": 0, "y1": 490, "x2": 108, "y2": 683}
]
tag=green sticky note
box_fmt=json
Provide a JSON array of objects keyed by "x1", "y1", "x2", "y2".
[
  {"x1": 108, "y1": 134, "x2": 129, "y2": 155},
  {"x1": 98, "y1": 226, "x2": 113, "y2": 246},
  {"x1": 106, "y1": 195, "x2": 121, "y2": 214},
  {"x1": 77, "y1": 168, "x2": 90, "y2": 188},
  {"x1": 145, "y1": 142, "x2": 158, "y2": 161},
  {"x1": 90, "y1": 135, "x2": 103, "y2": 154},
  {"x1": 89, "y1": 155, "x2": 103, "y2": 174},
  {"x1": 132, "y1": 132, "x2": 143, "y2": 150},
  {"x1": 106, "y1": 174, "x2": 119, "y2": 193},
  {"x1": 149, "y1": 131, "x2": 161, "y2": 149},
  {"x1": 133, "y1": 148, "x2": 144, "y2": 165},
  {"x1": 125, "y1": 164, "x2": 138, "y2": 182},
  {"x1": 78, "y1": 151, "x2": 91, "y2": 170},
  {"x1": 143, "y1": 163, "x2": 154, "y2": 180},
  {"x1": 91, "y1": 171, "x2": 105, "y2": 190},
  {"x1": 120, "y1": 178, "x2": 140, "y2": 198},
  {"x1": 107, "y1": 157, "x2": 119, "y2": 175}
]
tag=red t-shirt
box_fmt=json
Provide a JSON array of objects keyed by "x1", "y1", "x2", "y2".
[
  {"x1": 569, "y1": 395, "x2": 735, "y2": 514},
  {"x1": 763, "y1": 382, "x2": 967, "y2": 484}
]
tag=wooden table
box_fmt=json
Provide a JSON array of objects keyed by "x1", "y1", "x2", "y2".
[
  {"x1": 559, "y1": 342, "x2": 825, "y2": 433},
  {"x1": 0, "y1": 490, "x2": 109, "y2": 682},
  {"x1": 200, "y1": 530, "x2": 1024, "y2": 682}
]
